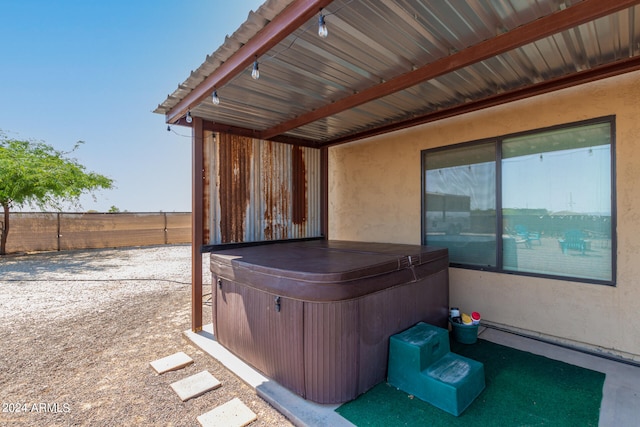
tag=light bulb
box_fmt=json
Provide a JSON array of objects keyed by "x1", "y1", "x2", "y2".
[
  {"x1": 251, "y1": 60, "x2": 260, "y2": 80},
  {"x1": 318, "y1": 14, "x2": 328, "y2": 38},
  {"x1": 186, "y1": 111, "x2": 193, "y2": 124},
  {"x1": 212, "y1": 90, "x2": 220, "y2": 105}
]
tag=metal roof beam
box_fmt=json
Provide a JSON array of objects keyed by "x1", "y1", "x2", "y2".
[
  {"x1": 165, "y1": 0, "x2": 333, "y2": 125},
  {"x1": 260, "y1": 0, "x2": 640, "y2": 140},
  {"x1": 203, "y1": 121, "x2": 319, "y2": 147},
  {"x1": 324, "y1": 55, "x2": 640, "y2": 147}
]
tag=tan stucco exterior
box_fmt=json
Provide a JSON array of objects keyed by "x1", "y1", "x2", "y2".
[{"x1": 328, "y1": 70, "x2": 640, "y2": 361}]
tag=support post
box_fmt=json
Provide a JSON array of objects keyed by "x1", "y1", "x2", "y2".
[
  {"x1": 321, "y1": 147, "x2": 329, "y2": 239},
  {"x1": 57, "y1": 212, "x2": 61, "y2": 252},
  {"x1": 164, "y1": 212, "x2": 168, "y2": 245},
  {"x1": 192, "y1": 117, "x2": 204, "y2": 332}
]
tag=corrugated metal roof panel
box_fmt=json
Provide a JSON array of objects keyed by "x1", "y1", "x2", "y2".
[
  {"x1": 154, "y1": 0, "x2": 295, "y2": 115},
  {"x1": 156, "y1": 0, "x2": 640, "y2": 144}
]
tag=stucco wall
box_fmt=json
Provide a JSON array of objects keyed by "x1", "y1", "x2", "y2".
[{"x1": 328, "y1": 70, "x2": 640, "y2": 360}]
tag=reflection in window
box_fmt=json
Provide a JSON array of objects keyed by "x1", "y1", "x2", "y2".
[
  {"x1": 502, "y1": 122, "x2": 612, "y2": 281},
  {"x1": 424, "y1": 142, "x2": 496, "y2": 267},
  {"x1": 422, "y1": 117, "x2": 615, "y2": 285}
]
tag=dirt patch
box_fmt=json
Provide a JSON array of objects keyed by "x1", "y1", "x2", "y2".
[{"x1": 0, "y1": 245, "x2": 293, "y2": 426}]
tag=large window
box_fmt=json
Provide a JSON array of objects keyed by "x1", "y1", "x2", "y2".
[{"x1": 422, "y1": 117, "x2": 615, "y2": 285}]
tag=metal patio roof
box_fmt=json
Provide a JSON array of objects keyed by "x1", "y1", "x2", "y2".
[{"x1": 154, "y1": 0, "x2": 640, "y2": 148}]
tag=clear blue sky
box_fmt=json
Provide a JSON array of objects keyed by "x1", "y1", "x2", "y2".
[{"x1": 1, "y1": 0, "x2": 264, "y2": 212}]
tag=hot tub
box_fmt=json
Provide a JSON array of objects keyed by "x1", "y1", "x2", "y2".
[{"x1": 210, "y1": 240, "x2": 449, "y2": 404}]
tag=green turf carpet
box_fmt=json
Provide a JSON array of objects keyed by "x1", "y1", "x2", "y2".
[{"x1": 336, "y1": 338, "x2": 605, "y2": 426}]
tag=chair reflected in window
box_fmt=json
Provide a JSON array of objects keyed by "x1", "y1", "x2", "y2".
[
  {"x1": 558, "y1": 229, "x2": 590, "y2": 255},
  {"x1": 514, "y1": 225, "x2": 541, "y2": 248}
]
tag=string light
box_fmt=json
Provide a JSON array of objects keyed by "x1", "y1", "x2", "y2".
[
  {"x1": 212, "y1": 90, "x2": 220, "y2": 105},
  {"x1": 186, "y1": 111, "x2": 193, "y2": 124},
  {"x1": 251, "y1": 57, "x2": 260, "y2": 80},
  {"x1": 318, "y1": 11, "x2": 328, "y2": 38}
]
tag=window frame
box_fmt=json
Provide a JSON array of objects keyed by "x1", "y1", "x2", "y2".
[{"x1": 421, "y1": 116, "x2": 617, "y2": 286}]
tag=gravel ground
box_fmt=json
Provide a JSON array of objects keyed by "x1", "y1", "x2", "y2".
[{"x1": 0, "y1": 245, "x2": 293, "y2": 427}]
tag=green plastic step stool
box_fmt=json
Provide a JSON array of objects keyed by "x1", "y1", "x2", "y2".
[{"x1": 387, "y1": 322, "x2": 485, "y2": 416}]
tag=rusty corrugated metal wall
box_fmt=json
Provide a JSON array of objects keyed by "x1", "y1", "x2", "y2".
[{"x1": 208, "y1": 132, "x2": 321, "y2": 244}]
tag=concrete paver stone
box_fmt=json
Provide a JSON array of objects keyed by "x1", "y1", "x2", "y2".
[
  {"x1": 150, "y1": 351, "x2": 194, "y2": 374},
  {"x1": 197, "y1": 397, "x2": 257, "y2": 427},
  {"x1": 170, "y1": 370, "x2": 221, "y2": 402}
]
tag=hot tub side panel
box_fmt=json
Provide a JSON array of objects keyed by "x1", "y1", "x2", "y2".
[
  {"x1": 213, "y1": 276, "x2": 306, "y2": 397},
  {"x1": 303, "y1": 299, "x2": 361, "y2": 404},
  {"x1": 303, "y1": 267, "x2": 449, "y2": 403},
  {"x1": 357, "y1": 267, "x2": 449, "y2": 392}
]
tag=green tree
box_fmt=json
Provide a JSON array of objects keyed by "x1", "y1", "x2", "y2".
[{"x1": 0, "y1": 134, "x2": 113, "y2": 255}]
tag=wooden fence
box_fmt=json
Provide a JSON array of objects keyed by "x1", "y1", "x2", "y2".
[{"x1": 3, "y1": 212, "x2": 191, "y2": 254}]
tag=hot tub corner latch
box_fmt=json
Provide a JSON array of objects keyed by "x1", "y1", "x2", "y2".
[
  {"x1": 274, "y1": 296, "x2": 281, "y2": 312},
  {"x1": 217, "y1": 278, "x2": 222, "y2": 289}
]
